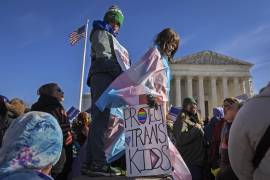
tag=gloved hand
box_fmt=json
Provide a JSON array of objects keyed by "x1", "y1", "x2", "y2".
[
  {"x1": 211, "y1": 168, "x2": 220, "y2": 177},
  {"x1": 146, "y1": 94, "x2": 158, "y2": 109}
]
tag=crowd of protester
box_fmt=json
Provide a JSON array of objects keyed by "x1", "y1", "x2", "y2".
[
  {"x1": 0, "y1": 85, "x2": 93, "y2": 180},
  {"x1": 1, "y1": 82, "x2": 269, "y2": 180}
]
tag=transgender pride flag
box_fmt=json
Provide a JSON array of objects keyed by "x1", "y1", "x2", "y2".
[{"x1": 96, "y1": 47, "x2": 169, "y2": 111}]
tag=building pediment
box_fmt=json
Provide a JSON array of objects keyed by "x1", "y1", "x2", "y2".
[{"x1": 173, "y1": 50, "x2": 253, "y2": 66}]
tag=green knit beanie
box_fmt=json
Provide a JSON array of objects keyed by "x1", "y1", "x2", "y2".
[
  {"x1": 183, "y1": 97, "x2": 197, "y2": 108},
  {"x1": 104, "y1": 5, "x2": 124, "y2": 26}
]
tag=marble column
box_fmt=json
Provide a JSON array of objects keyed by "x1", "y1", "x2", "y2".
[
  {"x1": 233, "y1": 77, "x2": 240, "y2": 97},
  {"x1": 187, "y1": 76, "x2": 193, "y2": 97},
  {"x1": 240, "y1": 79, "x2": 245, "y2": 95},
  {"x1": 222, "y1": 76, "x2": 228, "y2": 100},
  {"x1": 198, "y1": 76, "x2": 205, "y2": 119},
  {"x1": 245, "y1": 78, "x2": 251, "y2": 97},
  {"x1": 211, "y1": 76, "x2": 217, "y2": 108},
  {"x1": 175, "y1": 76, "x2": 182, "y2": 106}
]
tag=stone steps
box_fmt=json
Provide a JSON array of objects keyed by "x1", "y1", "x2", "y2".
[{"x1": 74, "y1": 175, "x2": 171, "y2": 180}]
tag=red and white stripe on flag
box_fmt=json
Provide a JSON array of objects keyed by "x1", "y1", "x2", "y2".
[{"x1": 69, "y1": 25, "x2": 86, "y2": 46}]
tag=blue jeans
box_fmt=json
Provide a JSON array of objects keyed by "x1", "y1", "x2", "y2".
[{"x1": 85, "y1": 73, "x2": 115, "y2": 166}]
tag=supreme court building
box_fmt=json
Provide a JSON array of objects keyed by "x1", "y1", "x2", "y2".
[{"x1": 170, "y1": 50, "x2": 253, "y2": 118}]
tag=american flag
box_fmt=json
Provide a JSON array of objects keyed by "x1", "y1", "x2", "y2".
[{"x1": 69, "y1": 25, "x2": 86, "y2": 46}]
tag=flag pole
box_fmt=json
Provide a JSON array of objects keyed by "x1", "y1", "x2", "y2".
[{"x1": 79, "y1": 19, "x2": 89, "y2": 111}]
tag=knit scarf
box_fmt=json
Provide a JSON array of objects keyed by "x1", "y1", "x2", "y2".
[{"x1": 90, "y1": 20, "x2": 117, "y2": 39}]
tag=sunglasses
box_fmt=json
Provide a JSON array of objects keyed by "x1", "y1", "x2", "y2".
[{"x1": 55, "y1": 88, "x2": 63, "y2": 93}]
